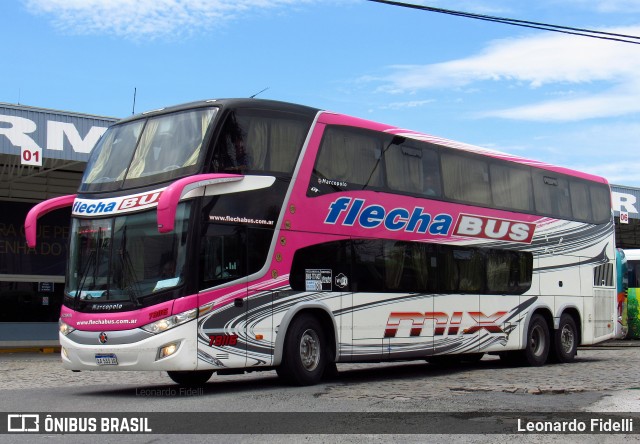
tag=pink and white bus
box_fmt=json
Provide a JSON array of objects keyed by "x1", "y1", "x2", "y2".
[{"x1": 26, "y1": 99, "x2": 616, "y2": 386}]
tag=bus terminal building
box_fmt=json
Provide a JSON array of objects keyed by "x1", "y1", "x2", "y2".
[
  {"x1": 0, "y1": 102, "x2": 639, "y2": 347},
  {"x1": 0, "y1": 103, "x2": 117, "y2": 346}
]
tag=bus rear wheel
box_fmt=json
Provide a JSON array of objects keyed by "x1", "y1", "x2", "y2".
[
  {"x1": 552, "y1": 314, "x2": 578, "y2": 363},
  {"x1": 277, "y1": 314, "x2": 327, "y2": 386},
  {"x1": 167, "y1": 370, "x2": 213, "y2": 386},
  {"x1": 522, "y1": 314, "x2": 550, "y2": 366}
]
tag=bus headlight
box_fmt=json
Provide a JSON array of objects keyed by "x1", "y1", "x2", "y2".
[
  {"x1": 141, "y1": 308, "x2": 197, "y2": 334},
  {"x1": 59, "y1": 319, "x2": 76, "y2": 336}
]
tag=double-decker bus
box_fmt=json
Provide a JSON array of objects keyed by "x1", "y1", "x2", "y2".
[{"x1": 26, "y1": 99, "x2": 616, "y2": 386}]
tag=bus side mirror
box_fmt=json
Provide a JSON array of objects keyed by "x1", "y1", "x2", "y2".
[{"x1": 25, "y1": 194, "x2": 76, "y2": 248}]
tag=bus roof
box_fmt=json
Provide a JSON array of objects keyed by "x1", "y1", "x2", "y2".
[
  {"x1": 118, "y1": 98, "x2": 320, "y2": 124},
  {"x1": 317, "y1": 111, "x2": 610, "y2": 185},
  {"x1": 116, "y1": 98, "x2": 609, "y2": 185}
]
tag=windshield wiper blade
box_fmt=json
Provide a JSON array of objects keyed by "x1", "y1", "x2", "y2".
[
  {"x1": 118, "y1": 250, "x2": 142, "y2": 306},
  {"x1": 118, "y1": 225, "x2": 143, "y2": 306},
  {"x1": 75, "y1": 249, "x2": 96, "y2": 310}
]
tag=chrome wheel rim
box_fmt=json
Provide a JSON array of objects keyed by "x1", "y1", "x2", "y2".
[
  {"x1": 560, "y1": 324, "x2": 575, "y2": 354},
  {"x1": 299, "y1": 329, "x2": 320, "y2": 371}
]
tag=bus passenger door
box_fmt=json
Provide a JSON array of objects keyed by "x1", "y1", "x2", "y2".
[
  {"x1": 198, "y1": 288, "x2": 248, "y2": 370},
  {"x1": 197, "y1": 225, "x2": 249, "y2": 370},
  {"x1": 587, "y1": 257, "x2": 616, "y2": 343},
  {"x1": 246, "y1": 288, "x2": 273, "y2": 367}
]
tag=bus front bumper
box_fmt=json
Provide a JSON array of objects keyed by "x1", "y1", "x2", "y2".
[{"x1": 59, "y1": 321, "x2": 199, "y2": 371}]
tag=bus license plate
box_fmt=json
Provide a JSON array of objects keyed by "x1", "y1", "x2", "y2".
[{"x1": 95, "y1": 354, "x2": 118, "y2": 365}]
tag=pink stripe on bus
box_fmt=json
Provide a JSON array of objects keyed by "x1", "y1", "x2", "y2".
[{"x1": 156, "y1": 173, "x2": 243, "y2": 233}]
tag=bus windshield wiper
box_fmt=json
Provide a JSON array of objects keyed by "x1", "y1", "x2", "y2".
[
  {"x1": 118, "y1": 225, "x2": 142, "y2": 306},
  {"x1": 74, "y1": 249, "x2": 96, "y2": 310}
]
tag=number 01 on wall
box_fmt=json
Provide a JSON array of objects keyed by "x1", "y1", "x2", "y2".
[{"x1": 21, "y1": 146, "x2": 42, "y2": 166}]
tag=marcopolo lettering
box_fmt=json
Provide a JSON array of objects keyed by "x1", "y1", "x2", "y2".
[{"x1": 324, "y1": 197, "x2": 453, "y2": 235}]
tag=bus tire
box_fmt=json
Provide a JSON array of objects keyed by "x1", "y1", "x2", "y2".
[
  {"x1": 167, "y1": 370, "x2": 213, "y2": 386},
  {"x1": 552, "y1": 314, "x2": 578, "y2": 363},
  {"x1": 522, "y1": 314, "x2": 550, "y2": 366},
  {"x1": 277, "y1": 314, "x2": 326, "y2": 386}
]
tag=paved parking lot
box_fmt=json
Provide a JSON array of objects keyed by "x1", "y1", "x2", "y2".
[
  {"x1": 0, "y1": 342, "x2": 638, "y2": 442},
  {"x1": 1, "y1": 340, "x2": 639, "y2": 411}
]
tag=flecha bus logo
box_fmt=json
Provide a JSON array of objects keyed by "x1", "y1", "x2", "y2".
[
  {"x1": 72, "y1": 189, "x2": 165, "y2": 216},
  {"x1": 324, "y1": 197, "x2": 453, "y2": 235},
  {"x1": 117, "y1": 191, "x2": 161, "y2": 211},
  {"x1": 453, "y1": 214, "x2": 536, "y2": 244}
]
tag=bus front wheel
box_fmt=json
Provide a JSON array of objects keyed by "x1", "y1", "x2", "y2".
[
  {"x1": 167, "y1": 370, "x2": 213, "y2": 386},
  {"x1": 522, "y1": 314, "x2": 550, "y2": 366},
  {"x1": 277, "y1": 314, "x2": 327, "y2": 386}
]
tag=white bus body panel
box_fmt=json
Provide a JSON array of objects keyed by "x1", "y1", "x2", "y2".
[{"x1": 60, "y1": 321, "x2": 198, "y2": 371}]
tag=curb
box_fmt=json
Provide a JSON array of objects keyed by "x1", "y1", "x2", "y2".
[
  {"x1": 600, "y1": 339, "x2": 640, "y2": 347},
  {"x1": 0, "y1": 347, "x2": 61, "y2": 354}
]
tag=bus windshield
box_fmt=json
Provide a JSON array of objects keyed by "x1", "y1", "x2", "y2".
[
  {"x1": 80, "y1": 107, "x2": 218, "y2": 192},
  {"x1": 65, "y1": 203, "x2": 191, "y2": 308}
]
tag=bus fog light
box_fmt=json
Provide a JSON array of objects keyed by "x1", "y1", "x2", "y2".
[
  {"x1": 61, "y1": 347, "x2": 68, "y2": 359},
  {"x1": 157, "y1": 342, "x2": 180, "y2": 360}
]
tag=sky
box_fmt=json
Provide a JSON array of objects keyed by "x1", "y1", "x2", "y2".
[{"x1": 2, "y1": 0, "x2": 640, "y2": 186}]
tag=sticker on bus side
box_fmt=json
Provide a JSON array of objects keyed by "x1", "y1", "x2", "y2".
[
  {"x1": 305, "y1": 269, "x2": 332, "y2": 291},
  {"x1": 323, "y1": 197, "x2": 453, "y2": 235},
  {"x1": 453, "y1": 214, "x2": 536, "y2": 244},
  {"x1": 323, "y1": 197, "x2": 537, "y2": 243}
]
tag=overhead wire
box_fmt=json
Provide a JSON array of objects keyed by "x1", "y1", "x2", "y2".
[{"x1": 367, "y1": 0, "x2": 640, "y2": 45}]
